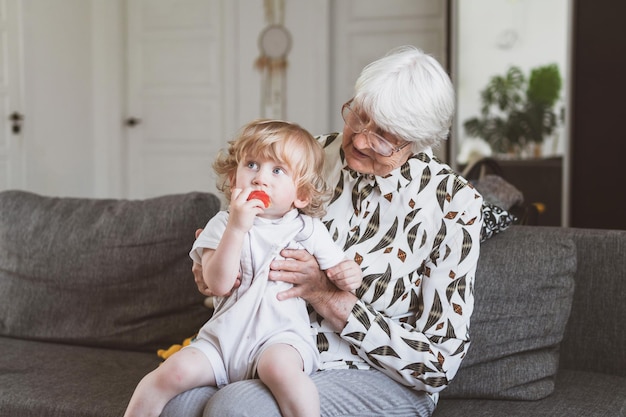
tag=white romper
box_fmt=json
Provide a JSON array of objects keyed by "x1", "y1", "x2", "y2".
[{"x1": 189, "y1": 209, "x2": 346, "y2": 387}]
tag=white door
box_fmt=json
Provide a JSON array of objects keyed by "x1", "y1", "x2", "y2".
[
  {"x1": 0, "y1": 0, "x2": 24, "y2": 190},
  {"x1": 125, "y1": 0, "x2": 233, "y2": 199}
]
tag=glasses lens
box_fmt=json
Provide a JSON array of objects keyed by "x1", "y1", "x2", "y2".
[
  {"x1": 368, "y1": 133, "x2": 393, "y2": 157},
  {"x1": 342, "y1": 105, "x2": 362, "y2": 133}
]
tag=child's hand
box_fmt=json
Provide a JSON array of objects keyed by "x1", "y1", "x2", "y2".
[
  {"x1": 228, "y1": 188, "x2": 265, "y2": 233},
  {"x1": 325, "y1": 260, "x2": 363, "y2": 292}
]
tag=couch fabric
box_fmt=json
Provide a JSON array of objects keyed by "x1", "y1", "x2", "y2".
[
  {"x1": 0, "y1": 190, "x2": 220, "y2": 417},
  {"x1": 0, "y1": 190, "x2": 624, "y2": 417},
  {"x1": 0, "y1": 190, "x2": 218, "y2": 351},
  {"x1": 441, "y1": 226, "x2": 577, "y2": 400}
]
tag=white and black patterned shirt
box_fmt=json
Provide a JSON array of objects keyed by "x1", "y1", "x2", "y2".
[{"x1": 314, "y1": 133, "x2": 483, "y2": 403}]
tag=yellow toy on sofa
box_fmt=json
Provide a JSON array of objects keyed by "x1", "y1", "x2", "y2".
[
  {"x1": 157, "y1": 299, "x2": 212, "y2": 361},
  {"x1": 157, "y1": 335, "x2": 196, "y2": 361}
]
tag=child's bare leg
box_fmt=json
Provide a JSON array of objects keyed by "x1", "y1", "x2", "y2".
[
  {"x1": 124, "y1": 347, "x2": 216, "y2": 417},
  {"x1": 256, "y1": 344, "x2": 320, "y2": 417}
]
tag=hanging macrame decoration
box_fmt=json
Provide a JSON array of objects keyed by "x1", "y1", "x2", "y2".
[{"x1": 255, "y1": 0, "x2": 291, "y2": 119}]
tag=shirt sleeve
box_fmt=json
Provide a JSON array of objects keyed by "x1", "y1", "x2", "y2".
[
  {"x1": 189, "y1": 211, "x2": 228, "y2": 264},
  {"x1": 309, "y1": 218, "x2": 348, "y2": 270},
  {"x1": 296, "y1": 216, "x2": 347, "y2": 270},
  {"x1": 340, "y1": 182, "x2": 483, "y2": 393}
]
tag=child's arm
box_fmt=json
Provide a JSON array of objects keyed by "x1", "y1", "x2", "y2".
[
  {"x1": 200, "y1": 234, "x2": 242, "y2": 297},
  {"x1": 325, "y1": 259, "x2": 363, "y2": 292},
  {"x1": 201, "y1": 187, "x2": 263, "y2": 296}
]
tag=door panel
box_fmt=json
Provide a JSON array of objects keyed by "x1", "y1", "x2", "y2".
[
  {"x1": 0, "y1": 0, "x2": 23, "y2": 190},
  {"x1": 125, "y1": 0, "x2": 227, "y2": 198}
]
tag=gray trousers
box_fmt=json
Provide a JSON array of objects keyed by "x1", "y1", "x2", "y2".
[{"x1": 161, "y1": 369, "x2": 435, "y2": 417}]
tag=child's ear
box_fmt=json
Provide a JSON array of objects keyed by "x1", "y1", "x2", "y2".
[{"x1": 293, "y1": 193, "x2": 310, "y2": 209}]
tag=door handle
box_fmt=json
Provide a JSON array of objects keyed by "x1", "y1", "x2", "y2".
[
  {"x1": 9, "y1": 112, "x2": 24, "y2": 134},
  {"x1": 126, "y1": 117, "x2": 142, "y2": 127}
]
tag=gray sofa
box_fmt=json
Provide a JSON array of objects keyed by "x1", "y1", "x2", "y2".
[{"x1": 0, "y1": 190, "x2": 624, "y2": 417}]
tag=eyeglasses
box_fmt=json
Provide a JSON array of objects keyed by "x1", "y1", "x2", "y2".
[{"x1": 341, "y1": 100, "x2": 411, "y2": 157}]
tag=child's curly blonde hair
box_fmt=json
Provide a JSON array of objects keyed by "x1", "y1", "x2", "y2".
[{"x1": 213, "y1": 119, "x2": 329, "y2": 218}]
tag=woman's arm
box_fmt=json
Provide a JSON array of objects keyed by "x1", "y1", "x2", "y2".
[
  {"x1": 341, "y1": 199, "x2": 482, "y2": 392},
  {"x1": 270, "y1": 186, "x2": 483, "y2": 393}
]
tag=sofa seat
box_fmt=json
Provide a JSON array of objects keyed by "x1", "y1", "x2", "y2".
[
  {"x1": 4, "y1": 334, "x2": 624, "y2": 417},
  {"x1": 0, "y1": 336, "x2": 158, "y2": 417},
  {"x1": 434, "y1": 370, "x2": 626, "y2": 416}
]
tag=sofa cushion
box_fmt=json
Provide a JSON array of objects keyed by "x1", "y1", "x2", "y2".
[
  {"x1": 434, "y1": 370, "x2": 626, "y2": 417},
  {"x1": 0, "y1": 190, "x2": 220, "y2": 352},
  {"x1": 0, "y1": 336, "x2": 158, "y2": 417},
  {"x1": 441, "y1": 226, "x2": 577, "y2": 400}
]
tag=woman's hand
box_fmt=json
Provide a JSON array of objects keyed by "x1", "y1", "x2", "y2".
[
  {"x1": 268, "y1": 248, "x2": 329, "y2": 301},
  {"x1": 269, "y1": 248, "x2": 358, "y2": 331}
]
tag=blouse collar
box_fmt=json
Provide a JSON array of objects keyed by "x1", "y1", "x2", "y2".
[{"x1": 343, "y1": 147, "x2": 435, "y2": 195}]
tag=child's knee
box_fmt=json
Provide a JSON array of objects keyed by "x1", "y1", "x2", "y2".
[
  {"x1": 154, "y1": 349, "x2": 204, "y2": 390},
  {"x1": 257, "y1": 344, "x2": 303, "y2": 383}
]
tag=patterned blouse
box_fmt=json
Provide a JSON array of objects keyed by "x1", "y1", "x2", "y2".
[{"x1": 313, "y1": 133, "x2": 483, "y2": 403}]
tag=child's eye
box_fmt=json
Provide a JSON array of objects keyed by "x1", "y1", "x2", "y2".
[
  {"x1": 273, "y1": 167, "x2": 286, "y2": 175},
  {"x1": 246, "y1": 161, "x2": 259, "y2": 170}
]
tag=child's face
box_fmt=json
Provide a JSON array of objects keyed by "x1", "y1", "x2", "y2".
[{"x1": 234, "y1": 154, "x2": 308, "y2": 219}]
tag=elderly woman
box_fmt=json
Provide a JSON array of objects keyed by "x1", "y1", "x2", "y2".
[{"x1": 169, "y1": 46, "x2": 483, "y2": 417}]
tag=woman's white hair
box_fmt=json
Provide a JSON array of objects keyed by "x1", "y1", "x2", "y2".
[{"x1": 353, "y1": 45, "x2": 455, "y2": 152}]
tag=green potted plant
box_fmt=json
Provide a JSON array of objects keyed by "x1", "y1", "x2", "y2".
[{"x1": 463, "y1": 64, "x2": 563, "y2": 156}]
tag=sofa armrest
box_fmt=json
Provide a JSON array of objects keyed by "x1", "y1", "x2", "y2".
[{"x1": 559, "y1": 227, "x2": 626, "y2": 377}]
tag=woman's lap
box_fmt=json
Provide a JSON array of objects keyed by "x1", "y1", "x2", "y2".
[
  {"x1": 162, "y1": 386, "x2": 218, "y2": 417},
  {"x1": 162, "y1": 369, "x2": 434, "y2": 417}
]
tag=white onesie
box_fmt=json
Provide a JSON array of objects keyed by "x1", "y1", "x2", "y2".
[{"x1": 188, "y1": 208, "x2": 346, "y2": 387}]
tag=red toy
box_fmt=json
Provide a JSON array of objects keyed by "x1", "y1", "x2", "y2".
[{"x1": 247, "y1": 190, "x2": 271, "y2": 208}]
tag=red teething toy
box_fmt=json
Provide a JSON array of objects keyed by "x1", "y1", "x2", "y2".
[{"x1": 247, "y1": 190, "x2": 271, "y2": 208}]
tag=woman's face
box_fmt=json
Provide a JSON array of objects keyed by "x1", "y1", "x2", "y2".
[{"x1": 341, "y1": 111, "x2": 414, "y2": 177}]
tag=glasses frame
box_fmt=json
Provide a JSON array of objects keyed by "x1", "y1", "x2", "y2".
[{"x1": 341, "y1": 100, "x2": 411, "y2": 157}]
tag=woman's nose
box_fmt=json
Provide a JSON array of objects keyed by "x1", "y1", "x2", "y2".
[{"x1": 352, "y1": 131, "x2": 370, "y2": 149}]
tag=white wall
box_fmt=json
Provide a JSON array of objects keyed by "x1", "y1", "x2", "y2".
[
  {"x1": 13, "y1": 0, "x2": 569, "y2": 199},
  {"x1": 233, "y1": 1, "x2": 330, "y2": 136}
]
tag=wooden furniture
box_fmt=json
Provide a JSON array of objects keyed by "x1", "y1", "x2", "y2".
[{"x1": 497, "y1": 157, "x2": 563, "y2": 227}]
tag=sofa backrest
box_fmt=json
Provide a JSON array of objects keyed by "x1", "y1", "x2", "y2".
[
  {"x1": 442, "y1": 224, "x2": 626, "y2": 402},
  {"x1": 441, "y1": 225, "x2": 577, "y2": 401},
  {"x1": 559, "y1": 227, "x2": 626, "y2": 377},
  {"x1": 0, "y1": 190, "x2": 221, "y2": 352}
]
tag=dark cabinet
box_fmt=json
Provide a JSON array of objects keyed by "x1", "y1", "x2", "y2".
[{"x1": 497, "y1": 157, "x2": 563, "y2": 227}]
